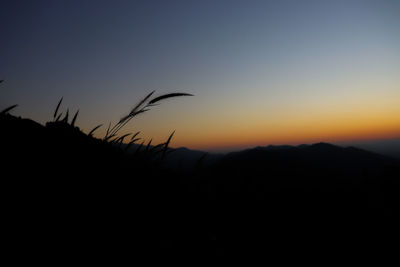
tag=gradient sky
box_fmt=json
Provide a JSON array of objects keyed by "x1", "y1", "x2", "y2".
[{"x1": 1, "y1": 0, "x2": 399, "y2": 151}]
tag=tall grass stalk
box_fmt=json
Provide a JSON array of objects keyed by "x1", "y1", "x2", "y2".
[{"x1": 105, "y1": 91, "x2": 192, "y2": 140}]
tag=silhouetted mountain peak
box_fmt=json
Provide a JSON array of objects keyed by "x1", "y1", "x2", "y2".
[
  {"x1": 221, "y1": 142, "x2": 397, "y2": 171},
  {"x1": 255, "y1": 145, "x2": 294, "y2": 151},
  {"x1": 309, "y1": 142, "x2": 337, "y2": 148}
]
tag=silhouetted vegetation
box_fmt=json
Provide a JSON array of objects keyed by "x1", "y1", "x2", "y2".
[{"x1": 2, "y1": 83, "x2": 400, "y2": 261}]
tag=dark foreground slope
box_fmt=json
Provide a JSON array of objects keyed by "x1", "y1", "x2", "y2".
[
  {"x1": 2, "y1": 113, "x2": 400, "y2": 262},
  {"x1": 0, "y1": 113, "x2": 187, "y2": 261}
]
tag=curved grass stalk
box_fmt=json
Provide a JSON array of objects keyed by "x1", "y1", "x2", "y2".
[{"x1": 104, "y1": 91, "x2": 193, "y2": 140}]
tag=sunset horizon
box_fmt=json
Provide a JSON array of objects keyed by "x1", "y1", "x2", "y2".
[
  {"x1": 2, "y1": 0, "x2": 400, "y2": 259},
  {"x1": 2, "y1": 0, "x2": 399, "y2": 153}
]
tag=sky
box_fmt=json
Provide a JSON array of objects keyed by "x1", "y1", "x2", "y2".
[{"x1": 1, "y1": 0, "x2": 399, "y2": 152}]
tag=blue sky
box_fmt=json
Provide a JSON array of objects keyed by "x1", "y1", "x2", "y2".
[{"x1": 1, "y1": 0, "x2": 399, "y2": 150}]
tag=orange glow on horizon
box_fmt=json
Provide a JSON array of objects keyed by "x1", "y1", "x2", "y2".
[
  {"x1": 177, "y1": 128, "x2": 400, "y2": 152},
  {"x1": 90, "y1": 84, "x2": 400, "y2": 152},
  {"x1": 170, "y1": 111, "x2": 400, "y2": 151}
]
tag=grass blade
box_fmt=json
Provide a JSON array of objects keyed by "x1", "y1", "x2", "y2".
[
  {"x1": 88, "y1": 124, "x2": 102, "y2": 136},
  {"x1": 130, "y1": 138, "x2": 141, "y2": 143},
  {"x1": 162, "y1": 130, "x2": 175, "y2": 159},
  {"x1": 62, "y1": 108, "x2": 69, "y2": 123},
  {"x1": 129, "y1": 91, "x2": 155, "y2": 115},
  {"x1": 150, "y1": 143, "x2": 165, "y2": 154},
  {"x1": 71, "y1": 110, "x2": 79, "y2": 127},
  {"x1": 53, "y1": 97, "x2": 63, "y2": 120},
  {"x1": 145, "y1": 138, "x2": 152, "y2": 152},
  {"x1": 119, "y1": 91, "x2": 155, "y2": 124},
  {"x1": 55, "y1": 113, "x2": 63, "y2": 122},
  {"x1": 149, "y1": 93, "x2": 193, "y2": 105},
  {"x1": 104, "y1": 134, "x2": 116, "y2": 142},
  {"x1": 131, "y1": 131, "x2": 140, "y2": 141},
  {"x1": 115, "y1": 133, "x2": 131, "y2": 144},
  {"x1": 118, "y1": 108, "x2": 149, "y2": 125},
  {"x1": 1, "y1": 104, "x2": 18, "y2": 115},
  {"x1": 105, "y1": 121, "x2": 112, "y2": 139}
]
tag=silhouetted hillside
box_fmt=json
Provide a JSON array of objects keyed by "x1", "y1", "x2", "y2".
[
  {"x1": 2, "y1": 112, "x2": 400, "y2": 261},
  {"x1": 0, "y1": 112, "x2": 181, "y2": 260},
  {"x1": 210, "y1": 142, "x2": 400, "y2": 205},
  {"x1": 122, "y1": 144, "x2": 223, "y2": 171},
  {"x1": 345, "y1": 138, "x2": 400, "y2": 160},
  {"x1": 223, "y1": 142, "x2": 397, "y2": 168},
  {"x1": 161, "y1": 147, "x2": 220, "y2": 171}
]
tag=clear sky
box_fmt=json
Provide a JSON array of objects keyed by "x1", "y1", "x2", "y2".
[{"x1": 1, "y1": 0, "x2": 399, "y2": 151}]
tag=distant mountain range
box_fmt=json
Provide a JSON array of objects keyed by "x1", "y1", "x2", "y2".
[
  {"x1": 2, "y1": 111, "x2": 398, "y2": 172},
  {"x1": 136, "y1": 142, "x2": 400, "y2": 171},
  {"x1": 221, "y1": 142, "x2": 398, "y2": 170},
  {"x1": 338, "y1": 139, "x2": 400, "y2": 160}
]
